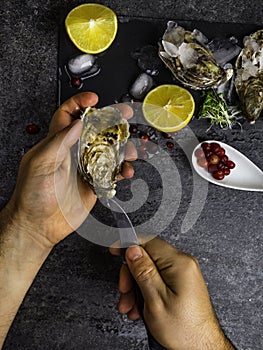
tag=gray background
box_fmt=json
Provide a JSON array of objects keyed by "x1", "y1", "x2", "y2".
[{"x1": 0, "y1": 1, "x2": 262, "y2": 349}]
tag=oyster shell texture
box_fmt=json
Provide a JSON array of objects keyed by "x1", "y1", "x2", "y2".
[
  {"x1": 78, "y1": 107, "x2": 130, "y2": 198},
  {"x1": 235, "y1": 30, "x2": 263, "y2": 123},
  {"x1": 159, "y1": 21, "x2": 233, "y2": 90}
]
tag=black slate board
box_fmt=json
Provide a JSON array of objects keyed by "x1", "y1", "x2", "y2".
[{"x1": 58, "y1": 17, "x2": 261, "y2": 108}]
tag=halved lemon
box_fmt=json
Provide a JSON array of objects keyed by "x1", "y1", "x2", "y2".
[
  {"x1": 65, "y1": 3, "x2": 118, "y2": 54},
  {"x1": 142, "y1": 84, "x2": 195, "y2": 132}
]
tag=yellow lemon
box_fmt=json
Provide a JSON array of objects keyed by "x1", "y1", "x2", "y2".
[
  {"x1": 142, "y1": 84, "x2": 195, "y2": 132},
  {"x1": 65, "y1": 3, "x2": 118, "y2": 54}
]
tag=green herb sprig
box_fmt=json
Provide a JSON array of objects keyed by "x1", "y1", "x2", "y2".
[{"x1": 198, "y1": 89, "x2": 241, "y2": 130}]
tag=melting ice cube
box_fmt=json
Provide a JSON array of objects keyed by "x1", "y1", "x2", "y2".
[
  {"x1": 68, "y1": 54, "x2": 99, "y2": 76},
  {"x1": 129, "y1": 73, "x2": 154, "y2": 100}
]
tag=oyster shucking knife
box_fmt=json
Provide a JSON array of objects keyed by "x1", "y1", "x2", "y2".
[{"x1": 106, "y1": 198, "x2": 166, "y2": 350}]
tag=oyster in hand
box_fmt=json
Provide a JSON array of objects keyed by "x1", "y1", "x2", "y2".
[
  {"x1": 159, "y1": 21, "x2": 232, "y2": 90},
  {"x1": 235, "y1": 30, "x2": 263, "y2": 124},
  {"x1": 78, "y1": 106, "x2": 130, "y2": 198}
]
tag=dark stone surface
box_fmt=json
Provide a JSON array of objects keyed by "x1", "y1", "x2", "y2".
[{"x1": 0, "y1": 1, "x2": 262, "y2": 349}]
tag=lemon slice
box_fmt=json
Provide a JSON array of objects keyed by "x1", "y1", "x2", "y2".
[
  {"x1": 142, "y1": 84, "x2": 195, "y2": 132},
  {"x1": 65, "y1": 4, "x2": 118, "y2": 54}
]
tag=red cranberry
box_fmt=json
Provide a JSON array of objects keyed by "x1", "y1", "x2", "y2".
[
  {"x1": 210, "y1": 142, "x2": 220, "y2": 153},
  {"x1": 213, "y1": 170, "x2": 225, "y2": 180},
  {"x1": 217, "y1": 162, "x2": 225, "y2": 170},
  {"x1": 205, "y1": 151, "x2": 213, "y2": 159},
  {"x1": 226, "y1": 160, "x2": 236, "y2": 169},
  {"x1": 71, "y1": 77, "x2": 82, "y2": 88},
  {"x1": 201, "y1": 142, "x2": 211, "y2": 152},
  {"x1": 139, "y1": 144, "x2": 146, "y2": 152},
  {"x1": 140, "y1": 133, "x2": 150, "y2": 143},
  {"x1": 166, "y1": 141, "x2": 174, "y2": 149},
  {"x1": 162, "y1": 132, "x2": 171, "y2": 139},
  {"x1": 224, "y1": 168, "x2": 231, "y2": 176},
  {"x1": 195, "y1": 148, "x2": 205, "y2": 158},
  {"x1": 198, "y1": 158, "x2": 208, "y2": 168},
  {"x1": 129, "y1": 124, "x2": 138, "y2": 133},
  {"x1": 208, "y1": 154, "x2": 220, "y2": 165},
  {"x1": 221, "y1": 155, "x2": 229, "y2": 164},
  {"x1": 26, "y1": 123, "x2": 40, "y2": 135},
  {"x1": 208, "y1": 164, "x2": 217, "y2": 173},
  {"x1": 216, "y1": 148, "x2": 225, "y2": 157}
]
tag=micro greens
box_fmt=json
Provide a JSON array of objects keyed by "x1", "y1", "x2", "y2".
[{"x1": 198, "y1": 89, "x2": 241, "y2": 130}]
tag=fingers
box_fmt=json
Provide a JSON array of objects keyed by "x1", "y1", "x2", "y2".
[
  {"x1": 125, "y1": 246, "x2": 166, "y2": 302},
  {"x1": 125, "y1": 141, "x2": 137, "y2": 161},
  {"x1": 49, "y1": 92, "x2": 98, "y2": 135},
  {"x1": 142, "y1": 238, "x2": 204, "y2": 296},
  {"x1": 114, "y1": 103, "x2": 134, "y2": 121},
  {"x1": 118, "y1": 264, "x2": 141, "y2": 320},
  {"x1": 31, "y1": 120, "x2": 83, "y2": 170}
]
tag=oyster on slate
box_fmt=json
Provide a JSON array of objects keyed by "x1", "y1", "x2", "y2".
[
  {"x1": 159, "y1": 21, "x2": 233, "y2": 90},
  {"x1": 78, "y1": 107, "x2": 130, "y2": 198},
  {"x1": 235, "y1": 30, "x2": 263, "y2": 124}
]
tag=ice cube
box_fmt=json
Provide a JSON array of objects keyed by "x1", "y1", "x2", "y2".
[
  {"x1": 207, "y1": 37, "x2": 241, "y2": 66},
  {"x1": 132, "y1": 45, "x2": 163, "y2": 76},
  {"x1": 129, "y1": 73, "x2": 154, "y2": 100},
  {"x1": 192, "y1": 29, "x2": 209, "y2": 44},
  {"x1": 68, "y1": 54, "x2": 96, "y2": 75}
]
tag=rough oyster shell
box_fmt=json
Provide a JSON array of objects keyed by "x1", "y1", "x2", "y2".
[
  {"x1": 78, "y1": 106, "x2": 130, "y2": 198},
  {"x1": 159, "y1": 21, "x2": 233, "y2": 90},
  {"x1": 235, "y1": 30, "x2": 263, "y2": 123}
]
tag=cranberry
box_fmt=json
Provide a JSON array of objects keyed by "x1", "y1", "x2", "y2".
[
  {"x1": 226, "y1": 160, "x2": 236, "y2": 169},
  {"x1": 166, "y1": 141, "x2": 174, "y2": 149},
  {"x1": 198, "y1": 158, "x2": 208, "y2": 168},
  {"x1": 195, "y1": 148, "x2": 205, "y2": 158},
  {"x1": 216, "y1": 148, "x2": 225, "y2": 157},
  {"x1": 162, "y1": 132, "x2": 171, "y2": 139},
  {"x1": 139, "y1": 144, "x2": 146, "y2": 152},
  {"x1": 205, "y1": 151, "x2": 213, "y2": 159},
  {"x1": 221, "y1": 155, "x2": 229, "y2": 164},
  {"x1": 208, "y1": 154, "x2": 220, "y2": 165},
  {"x1": 140, "y1": 133, "x2": 150, "y2": 143},
  {"x1": 26, "y1": 123, "x2": 40, "y2": 135},
  {"x1": 213, "y1": 170, "x2": 225, "y2": 180},
  {"x1": 129, "y1": 124, "x2": 138, "y2": 133},
  {"x1": 146, "y1": 142, "x2": 158, "y2": 154},
  {"x1": 210, "y1": 142, "x2": 220, "y2": 153},
  {"x1": 217, "y1": 162, "x2": 225, "y2": 170},
  {"x1": 208, "y1": 164, "x2": 217, "y2": 173},
  {"x1": 71, "y1": 77, "x2": 82, "y2": 88},
  {"x1": 224, "y1": 168, "x2": 231, "y2": 176},
  {"x1": 201, "y1": 142, "x2": 211, "y2": 152}
]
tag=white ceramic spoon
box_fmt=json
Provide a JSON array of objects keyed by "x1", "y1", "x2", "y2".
[{"x1": 192, "y1": 140, "x2": 263, "y2": 192}]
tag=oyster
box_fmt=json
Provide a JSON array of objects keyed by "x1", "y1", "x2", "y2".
[
  {"x1": 159, "y1": 21, "x2": 233, "y2": 90},
  {"x1": 235, "y1": 30, "x2": 263, "y2": 124},
  {"x1": 78, "y1": 107, "x2": 130, "y2": 198}
]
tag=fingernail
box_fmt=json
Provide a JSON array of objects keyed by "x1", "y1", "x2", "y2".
[{"x1": 127, "y1": 246, "x2": 142, "y2": 261}]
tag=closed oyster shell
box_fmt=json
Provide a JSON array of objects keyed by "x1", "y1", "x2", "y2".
[
  {"x1": 78, "y1": 106, "x2": 130, "y2": 198},
  {"x1": 235, "y1": 30, "x2": 263, "y2": 123},
  {"x1": 159, "y1": 21, "x2": 233, "y2": 90}
]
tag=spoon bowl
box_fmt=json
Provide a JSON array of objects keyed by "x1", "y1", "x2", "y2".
[{"x1": 192, "y1": 140, "x2": 263, "y2": 191}]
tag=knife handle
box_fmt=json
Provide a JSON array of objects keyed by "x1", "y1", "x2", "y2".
[{"x1": 121, "y1": 249, "x2": 167, "y2": 349}]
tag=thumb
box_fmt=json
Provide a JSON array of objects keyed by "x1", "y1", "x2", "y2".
[
  {"x1": 35, "y1": 119, "x2": 83, "y2": 165},
  {"x1": 125, "y1": 246, "x2": 165, "y2": 302}
]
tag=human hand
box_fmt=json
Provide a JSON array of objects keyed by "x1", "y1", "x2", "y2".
[
  {"x1": 4, "y1": 92, "x2": 136, "y2": 248},
  {"x1": 111, "y1": 238, "x2": 234, "y2": 350}
]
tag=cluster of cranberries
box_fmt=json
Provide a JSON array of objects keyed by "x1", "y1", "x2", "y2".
[
  {"x1": 129, "y1": 124, "x2": 177, "y2": 159},
  {"x1": 195, "y1": 142, "x2": 236, "y2": 180}
]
